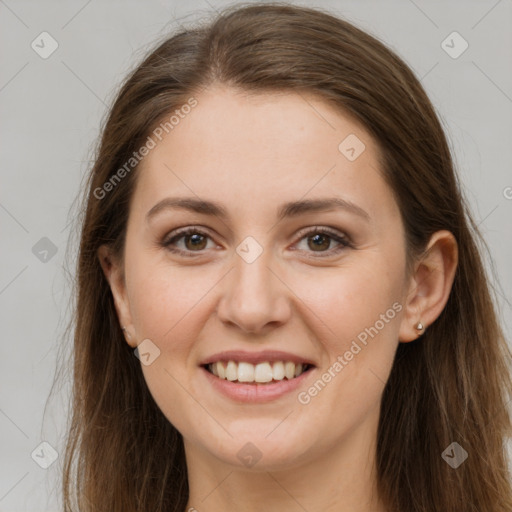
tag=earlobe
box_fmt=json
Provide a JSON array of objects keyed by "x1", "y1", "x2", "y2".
[
  {"x1": 120, "y1": 326, "x2": 137, "y2": 347},
  {"x1": 97, "y1": 245, "x2": 137, "y2": 347},
  {"x1": 398, "y1": 230, "x2": 458, "y2": 343}
]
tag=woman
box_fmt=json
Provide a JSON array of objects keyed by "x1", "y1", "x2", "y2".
[{"x1": 60, "y1": 3, "x2": 512, "y2": 511}]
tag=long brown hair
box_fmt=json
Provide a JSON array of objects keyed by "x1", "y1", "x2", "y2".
[{"x1": 56, "y1": 3, "x2": 512, "y2": 510}]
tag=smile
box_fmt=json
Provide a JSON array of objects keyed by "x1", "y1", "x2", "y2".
[{"x1": 205, "y1": 360, "x2": 312, "y2": 384}]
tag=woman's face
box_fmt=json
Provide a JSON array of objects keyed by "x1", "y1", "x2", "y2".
[{"x1": 106, "y1": 85, "x2": 413, "y2": 470}]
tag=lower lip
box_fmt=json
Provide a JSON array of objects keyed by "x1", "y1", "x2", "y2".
[{"x1": 200, "y1": 366, "x2": 315, "y2": 403}]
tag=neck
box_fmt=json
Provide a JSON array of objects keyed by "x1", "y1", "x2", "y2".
[{"x1": 184, "y1": 406, "x2": 387, "y2": 512}]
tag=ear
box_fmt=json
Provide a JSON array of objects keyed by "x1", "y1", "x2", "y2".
[
  {"x1": 97, "y1": 245, "x2": 137, "y2": 348},
  {"x1": 398, "y1": 230, "x2": 458, "y2": 343}
]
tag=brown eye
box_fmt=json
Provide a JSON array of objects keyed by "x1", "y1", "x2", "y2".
[
  {"x1": 162, "y1": 227, "x2": 214, "y2": 255},
  {"x1": 307, "y1": 233, "x2": 331, "y2": 251},
  {"x1": 183, "y1": 233, "x2": 208, "y2": 251},
  {"x1": 294, "y1": 227, "x2": 352, "y2": 258}
]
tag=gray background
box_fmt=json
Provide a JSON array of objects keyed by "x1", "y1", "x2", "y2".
[{"x1": 1, "y1": 0, "x2": 511, "y2": 510}]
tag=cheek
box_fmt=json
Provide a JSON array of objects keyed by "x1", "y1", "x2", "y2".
[
  {"x1": 126, "y1": 261, "x2": 220, "y2": 434},
  {"x1": 127, "y1": 258, "x2": 221, "y2": 359},
  {"x1": 298, "y1": 259, "x2": 403, "y2": 349},
  {"x1": 291, "y1": 255, "x2": 404, "y2": 403},
  {"x1": 127, "y1": 242, "x2": 404, "y2": 363}
]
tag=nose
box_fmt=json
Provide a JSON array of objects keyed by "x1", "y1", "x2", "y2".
[{"x1": 216, "y1": 245, "x2": 292, "y2": 334}]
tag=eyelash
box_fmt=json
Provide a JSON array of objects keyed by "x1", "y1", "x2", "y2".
[{"x1": 161, "y1": 226, "x2": 353, "y2": 259}]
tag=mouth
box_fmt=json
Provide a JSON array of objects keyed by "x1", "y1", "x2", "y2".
[
  {"x1": 199, "y1": 350, "x2": 318, "y2": 402},
  {"x1": 202, "y1": 360, "x2": 315, "y2": 385}
]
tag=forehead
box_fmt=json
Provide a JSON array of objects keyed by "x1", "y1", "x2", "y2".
[
  {"x1": 132, "y1": 85, "x2": 398, "y2": 225},
  {"x1": 146, "y1": 85, "x2": 376, "y2": 165}
]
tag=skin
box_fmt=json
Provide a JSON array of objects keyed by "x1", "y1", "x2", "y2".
[{"x1": 99, "y1": 85, "x2": 458, "y2": 512}]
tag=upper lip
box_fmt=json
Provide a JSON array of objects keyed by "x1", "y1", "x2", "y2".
[{"x1": 200, "y1": 350, "x2": 317, "y2": 367}]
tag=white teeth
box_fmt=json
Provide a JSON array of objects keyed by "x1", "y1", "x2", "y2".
[
  {"x1": 225, "y1": 361, "x2": 238, "y2": 381},
  {"x1": 254, "y1": 362, "x2": 273, "y2": 383},
  {"x1": 237, "y1": 362, "x2": 255, "y2": 382},
  {"x1": 208, "y1": 360, "x2": 309, "y2": 383},
  {"x1": 217, "y1": 361, "x2": 226, "y2": 379},
  {"x1": 284, "y1": 361, "x2": 295, "y2": 380},
  {"x1": 272, "y1": 361, "x2": 285, "y2": 380}
]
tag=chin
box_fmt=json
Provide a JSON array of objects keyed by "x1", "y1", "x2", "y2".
[{"x1": 193, "y1": 426, "x2": 316, "y2": 472}]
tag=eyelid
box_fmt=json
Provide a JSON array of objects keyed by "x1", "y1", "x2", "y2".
[
  {"x1": 293, "y1": 225, "x2": 351, "y2": 245},
  {"x1": 290, "y1": 225, "x2": 353, "y2": 258},
  {"x1": 161, "y1": 225, "x2": 352, "y2": 257},
  {"x1": 161, "y1": 226, "x2": 217, "y2": 254}
]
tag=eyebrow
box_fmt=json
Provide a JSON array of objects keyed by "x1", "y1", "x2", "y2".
[{"x1": 146, "y1": 196, "x2": 371, "y2": 223}]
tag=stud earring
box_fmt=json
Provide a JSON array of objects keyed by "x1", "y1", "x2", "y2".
[{"x1": 415, "y1": 321, "x2": 425, "y2": 335}]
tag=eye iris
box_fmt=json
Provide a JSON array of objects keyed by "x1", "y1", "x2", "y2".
[
  {"x1": 185, "y1": 233, "x2": 207, "y2": 250},
  {"x1": 176, "y1": 231, "x2": 339, "y2": 253},
  {"x1": 308, "y1": 233, "x2": 330, "y2": 251}
]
